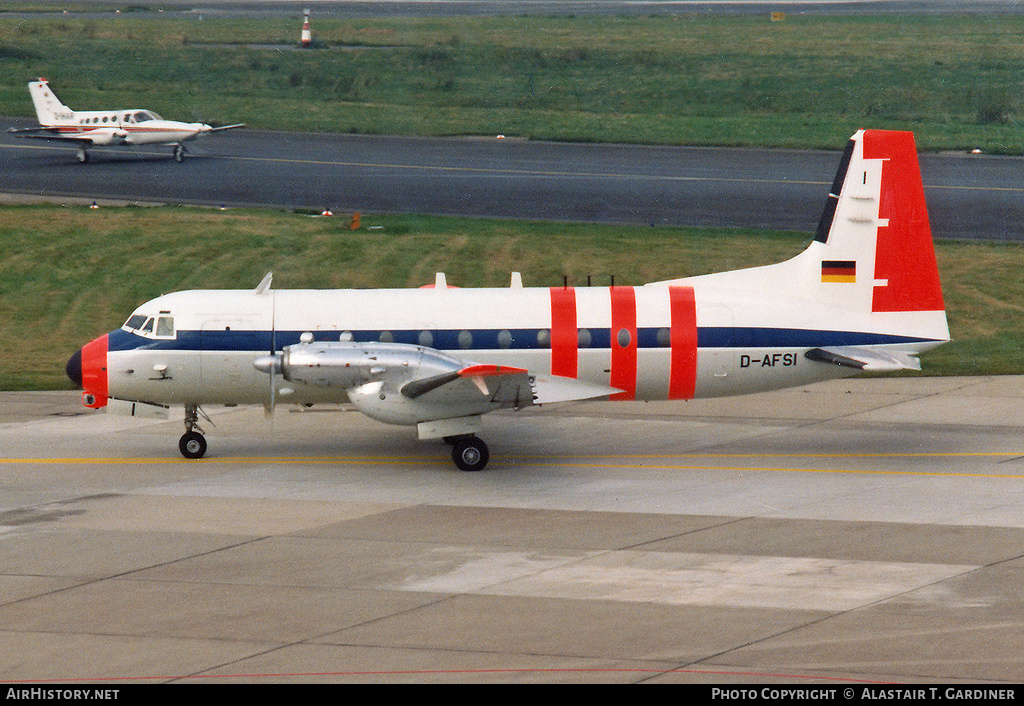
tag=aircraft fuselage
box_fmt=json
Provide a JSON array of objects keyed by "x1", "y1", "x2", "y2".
[
  {"x1": 83, "y1": 283, "x2": 942, "y2": 411},
  {"x1": 44, "y1": 109, "x2": 209, "y2": 146}
]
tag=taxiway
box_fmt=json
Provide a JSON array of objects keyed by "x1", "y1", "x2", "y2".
[
  {"x1": 2, "y1": 378, "x2": 1023, "y2": 683},
  {"x1": 4, "y1": 125, "x2": 1024, "y2": 241}
]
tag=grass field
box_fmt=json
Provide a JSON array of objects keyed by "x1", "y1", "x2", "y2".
[
  {"x1": 0, "y1": 203, "x2": 1018, "y2": 390},
  {"x1": 2, "y1": 12, "x2": 1024, "y2": 151},
  {"x1": 1, "y1": 11, "x2": 1021, "y2": 390}
]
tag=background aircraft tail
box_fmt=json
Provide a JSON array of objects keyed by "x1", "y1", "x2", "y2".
[
  {"x1": 28, "y1": 78, "x2": 73, "y2": 125},
  {"x1": 657, "y1": 129, "x2": 949, "y2": 353}
]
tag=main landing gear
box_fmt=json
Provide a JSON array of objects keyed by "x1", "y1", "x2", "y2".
[
  {"x1": 178, "y1": 404, "x2": 210, "y2": 459},
  {"x1": 171, "y1": 145, "x2": 192, "y2": 162},
  {"x1": 174, "y1": 404, "x2": 491, "y2": 471},
  {"x1": 445, "y1": 435, "x2": 490, "y2": 472}
]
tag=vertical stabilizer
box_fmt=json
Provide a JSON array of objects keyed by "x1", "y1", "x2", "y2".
[
  {"x1": 811, "y1": 129, "x2": 945, "y2": 317},
  {"x1": 28, "y1": 78, "x2": 74, "y2": 126},
  {"x1": 651, "y1": 129, "x2": 949, "y2": 364}
]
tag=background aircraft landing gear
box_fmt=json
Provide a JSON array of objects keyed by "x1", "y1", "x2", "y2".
[
  {"x1": 77, "y1": 146, "x2": 89, "y2": 163},
  {"x1": 450, "y1": 435, "x2": 489, "y2": 472},
  {"x1": 179, "y1": 404, "x2": 210, "y2": 459},
  {"x1": 173, "y1": 145, "x2": 185, "y2": 162}
]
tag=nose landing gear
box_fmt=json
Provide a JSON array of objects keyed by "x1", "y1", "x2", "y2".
[{"x1": 178, "y1": 404, "x2": 211, "y2": 459}]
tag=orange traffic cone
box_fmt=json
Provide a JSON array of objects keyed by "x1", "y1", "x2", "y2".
[{"x1": 301, "y1": 10, "x2": 311, "y2": 48}]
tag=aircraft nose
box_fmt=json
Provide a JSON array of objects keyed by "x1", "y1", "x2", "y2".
[
  {"x1": 72, "y1": 334, "x2": 109, "y2": 409},
  {"x1": 66, "y1": 349, "x2": 83, "y2": 388}
]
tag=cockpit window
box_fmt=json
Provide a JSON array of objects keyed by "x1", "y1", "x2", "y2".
[
  {"x1": 124, "y1": 314, "x2": 147, "y2": 330},
  {"x1": 156, "y1": 316, "x2": 175, "y2": 337},
  {"x1": 122, "y1": 313, "x2": 175, "y2": 339},
  {"x1": 133, "y1": 111, "x2": 161, "y2": 123}
]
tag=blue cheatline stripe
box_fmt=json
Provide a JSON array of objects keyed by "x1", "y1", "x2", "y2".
[{"x1": 107, "y1": 326, "x2": 938, "y2": 354}]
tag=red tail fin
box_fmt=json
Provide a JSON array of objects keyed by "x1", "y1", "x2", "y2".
[{"x1": 863, "y1": 130, "x2": 944, "y2": 313}]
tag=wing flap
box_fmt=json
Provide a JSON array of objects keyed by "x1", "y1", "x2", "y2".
[
  {"x1": 805, "y1": 347, "x2": 921, "y2": 372},
  {"x1": 530, "y1": 373, "x2": 622, "y2": 404}
]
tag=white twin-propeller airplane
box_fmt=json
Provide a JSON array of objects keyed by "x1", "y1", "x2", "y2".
[
  {"x1": 66, "y1": 129, "x2": 949, "y2": 471},
  {"x1": 7, "y1": 78, "x2": 243, "y2": 163}
]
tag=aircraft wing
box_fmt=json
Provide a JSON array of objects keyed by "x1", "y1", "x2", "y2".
[
  {"x1": 260, "y1": 340, "x2": 622, "y2": 433},
  {"x1": 402, "y1": 364, "x2": 535, "y2": 407},
  {"x1": 529, "y1": 373, "x2": 623, "y2": 404},
  {"x1": 805, "y1": 347, "x2": 922, "y2": 372},
  {"x1": 204, "y1": 123, "x2": 245, "y2": 133},
  {"x1": 401, "y1": 363, "x2": 620, "y2": 408}
]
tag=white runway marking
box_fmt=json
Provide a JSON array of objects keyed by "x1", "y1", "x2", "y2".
[{"x1": 385, "y1": 547, "x2": 977, "y2": 612}]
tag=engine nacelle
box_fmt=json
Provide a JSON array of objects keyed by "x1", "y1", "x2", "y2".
[
  {"x1": 276, "y1": 341, "x2": 464, "y2": 388},
  {"x1": 253, "y1": 341, "x2": 506, "y2": 426},
  {"x1": 346, "y1": 378, "x2": 499, "y2": 426},
  {"x1": 86, "y1": 129, "x2": 129, "y2": 146}
]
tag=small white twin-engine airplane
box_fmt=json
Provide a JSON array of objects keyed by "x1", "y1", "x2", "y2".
[
  {"x1": 7, "y1": 78, "x2": 244, "y2": 163},
  {"x1": 65, "y1": 129, "x2": 948, "y2": 471}
]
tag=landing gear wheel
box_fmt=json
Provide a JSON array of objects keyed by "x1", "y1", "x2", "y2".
[
  {"x1": 173, "y1": 145, "x2": 185, "y2": 162},
  {"x1": 179, "y1": 431, "x2": 207, "y2": 459},
  {"x1": 451, "y1": 436, "x2": 489, "y2": 472},
  {"x1": 77, "y1": 148, "x2": 89, "y2": 163}
]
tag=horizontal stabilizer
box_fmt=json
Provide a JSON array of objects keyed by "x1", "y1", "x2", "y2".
[
  {"x1": 805, "y1": 347, "x2": 921, "y2": 372},
  {"x1": 9, "y1": 127, "x2": 93, "y2": 143},
  {"x1": 7, "y1": 126, "x2": 51, "y2": 135}
]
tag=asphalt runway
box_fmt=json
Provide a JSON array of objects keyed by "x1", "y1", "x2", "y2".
[
  {"x1": 3, "y1": 124, "x2": 1024, "y2": 241},
  {"x1": 2, "y1": 378, "x2": 1024, "y2": 684}
]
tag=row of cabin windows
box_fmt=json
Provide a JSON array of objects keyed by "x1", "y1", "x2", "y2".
[
  {"x1": 382, "y1": 328, "x2": 668, "y2": 349},
  {"x1": 79, "y1": 111, "x2": 161, "y2": 126}
]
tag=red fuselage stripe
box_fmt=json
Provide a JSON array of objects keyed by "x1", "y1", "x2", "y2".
[
  {"x1": 549, "y1": 287, "x2": 577, "y2": 378},
  {"x1": 609, "y1": 286, "x2": 637, "y2": 400},
  {"x1": 669, "y1": 286, "x2": 698, "y2": 399}
]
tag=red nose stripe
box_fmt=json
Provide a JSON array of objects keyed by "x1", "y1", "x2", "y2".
[{"x1": 81, "y1": 334, "x2": 109, "y2": 408}]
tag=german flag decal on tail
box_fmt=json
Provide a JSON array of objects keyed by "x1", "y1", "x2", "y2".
[{"x1": 821, "y1": 260, "x2": 856, "y2": 283}]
